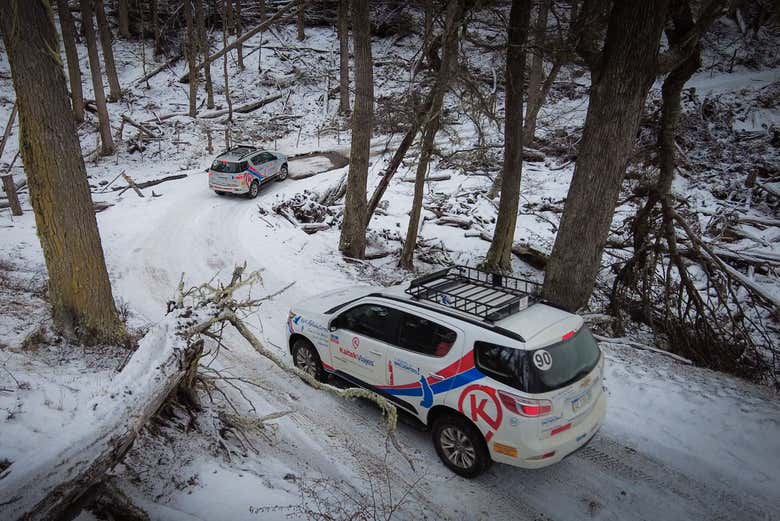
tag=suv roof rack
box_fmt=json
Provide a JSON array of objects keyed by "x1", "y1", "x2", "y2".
[
  {"x1": 219, "y1": 144, "x2": 258, "y2": 159},
  {"x1": 405, "y1": 265, "x2": 541, "y2": 323}
]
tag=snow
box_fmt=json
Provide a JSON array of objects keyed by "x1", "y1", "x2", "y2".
[{"x1": 2, "y1": 11, "x2": 780, "y2": 521}]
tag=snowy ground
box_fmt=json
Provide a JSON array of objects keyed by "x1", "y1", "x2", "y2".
[{"x1": 1, "y1": 14, "x2": 779, "y2": 521}]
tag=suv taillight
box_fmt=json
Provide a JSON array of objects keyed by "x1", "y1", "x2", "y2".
[{"x1": 498, "y1": 390, "x2": 552, "y2": 417}]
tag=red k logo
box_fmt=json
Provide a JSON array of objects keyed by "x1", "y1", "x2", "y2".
[{"x1": 457, "y1": 384, "x2": 503, "y2": 441}]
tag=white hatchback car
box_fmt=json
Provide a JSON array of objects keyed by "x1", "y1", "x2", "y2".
[{"x1": 286, "y1": 266, "x2": 606, "y2": 477}]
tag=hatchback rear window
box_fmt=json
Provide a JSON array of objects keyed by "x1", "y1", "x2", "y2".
[
  {"x1": 211, "y1": 160, "x2": 246, "y2": 173},
  {"x1": 474, "y1": 327, "x2": 601, "y2": 393}
]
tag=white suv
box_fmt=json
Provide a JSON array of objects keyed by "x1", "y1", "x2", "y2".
[{"x1": 286, "y1": 266, "x2": 606, "y2": 477}]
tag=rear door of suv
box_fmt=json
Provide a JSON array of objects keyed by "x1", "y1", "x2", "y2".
[{"x1": 380, "y1": 310, "x2": 465, "y2": 417}]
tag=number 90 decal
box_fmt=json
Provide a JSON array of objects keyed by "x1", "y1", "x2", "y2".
[{"x1": 533, "y1": 350, "x2": 553, "y2": 371}]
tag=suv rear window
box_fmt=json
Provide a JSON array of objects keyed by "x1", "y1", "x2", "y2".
[
  {"x1": 475, "y1": 328, "x2": 601, "y2": 393},
  {"x1": 398, "y1": 313, "x2": 457, "y2": 357},
  {"x1": 211, "y1": 160, "x2": 246, "y2": 173}
]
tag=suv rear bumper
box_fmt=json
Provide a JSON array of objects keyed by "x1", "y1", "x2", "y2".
[
  {"x1": 209, "y1": 182, "x2": 249, "y2": 194},
  {"x1": 491, "y1": 390, "x2": 607, "y2": 469}
]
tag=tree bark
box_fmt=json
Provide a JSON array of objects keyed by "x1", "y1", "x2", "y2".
[
  {"x1": 81, "y1": 0, "x2": 115, "y2": 155},
  {"x1": 338, "y1": 0, "x2": 372, "y2": 259},
  {"x1": 297, "y1": 0, "x2": 306, "y2": 41},
  {"x1": 235, "y1": 0, "x2": 244, "y2": 69},
  {"x1": 523, "y1": 0, "x2": 550, "y2": 143},
  {"x1": 0, "y1": 0, "x2": 125, "y2": 343},
  {"x1": 95, "y1": 0, "x2": 122, "y2": 101},
  {"x1": 1, "y1": 174, "x2": 22, "y2": 216},
  {"x1": 399, "y1": 0, "x2": 465, "y2": 270},
  {"x1": 483, "y1": 0, "x2": 532, "y2": 273},
  {"x1": 185, "y1": 0, "x2": 198, "y2": 117},
  {"x1": 118, "y1": 0, "x2": 130, "y2": 38},
  {"x1": 542, "y1": 0, "x2": 670, "y2": 311},
  {"x1": 338, "y1": 0, "x2": 350, "y2": 114},
  {"x1": 56, "y1": 0, "x2": 85, "y2": 122},
  {"x1": 196, "y1": 0, "x2": 214, "y2": 108}
]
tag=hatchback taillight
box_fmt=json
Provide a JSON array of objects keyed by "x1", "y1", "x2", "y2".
[{"x1": 498, "y1": 390, "x2": 552, "y2": 417}]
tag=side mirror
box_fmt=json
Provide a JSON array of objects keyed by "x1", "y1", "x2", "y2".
[
  {"x1": 328, "y1": 317, "x2": 339, "y2": 332},
  {"x1": 204, "y1": 168, "x2": 210, "y2": 172}
]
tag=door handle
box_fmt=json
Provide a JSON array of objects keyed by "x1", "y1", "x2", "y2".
[
  {"x1": 428, "y1": 373, "x2": 445, "y2": 381},
  {"x1": 370, "y1": 350, "x2": 383, "y2": 356}
]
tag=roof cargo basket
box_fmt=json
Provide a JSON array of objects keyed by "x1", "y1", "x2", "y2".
[{"x1": 405, "y1": 265, "x2": 541, "y2": 322}]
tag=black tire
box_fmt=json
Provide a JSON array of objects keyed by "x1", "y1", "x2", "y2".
[
  {"x1": 215, "y1": 190, "x2": 226, "y2": 196},
  {"x1": 291, "y1": 338, "x2": 326, "y2": 382},
  {"x1": 277, "y1": 164, "x2": 289, "y2": 181},
  {"x1": 432, "y1": 414, "x2": 492, "y2": 478},
  {"x1": 246, "y1": 180, "x2": 260, "y2": 199}
]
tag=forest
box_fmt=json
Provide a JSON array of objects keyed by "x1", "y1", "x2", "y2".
[{"x1": 0, "y1": 1, "x2": 778, "y2": 520}]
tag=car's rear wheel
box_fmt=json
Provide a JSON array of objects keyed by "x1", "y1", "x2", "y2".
[
  {"x1": 214, "y1": 190, "x2": 226, "y2": 196},
  {"x1": 292, "y1": 338, "x2": 326, "y2": 382},
  {"x1": 277, "y1": 164, "x2": 289, "y2": 181},
  {"x1": 432, "y1": 414, "x2": 491, "y2": 478},
  {"x1": 247, "y1": 180, "x2": 260, "y2": 199}
]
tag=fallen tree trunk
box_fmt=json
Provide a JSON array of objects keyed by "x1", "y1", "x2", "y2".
[
  {"x1": 198, "y1": 94, "x2": 282, "y2": 119},
  {"x1": 401, "y1": 173, "x2": 451, "y2": 182},
  {"x1": 112, "y1": 173, "x2": 188, "y2": 192},
  {"x1": 0, "y1": 319, "x2": 202, "y2": 521},
  {"x1": 133, "y1": 53, "x2": 182, "y2": 85},
  {"x1": 469, "y1": 230, "x2": 549, "y2": 269},
  {"x1": 180, "y1": 0, "x2": 302, "y2": 83}
]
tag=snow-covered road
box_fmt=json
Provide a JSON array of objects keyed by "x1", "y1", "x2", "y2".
[{"x1": 92, "y1": 172, "x2": 779, "y2": 521}]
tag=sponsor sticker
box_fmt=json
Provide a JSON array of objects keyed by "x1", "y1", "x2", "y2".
[
  {"x1": 458, "y1": 384, "x2": 503, "y2": 442},
  {"x1": 352, "y1": 336, "x2": 360, "y2": 348},
  {"x1": 532, "y1": 349, "x2": 553, "y2": 371}
]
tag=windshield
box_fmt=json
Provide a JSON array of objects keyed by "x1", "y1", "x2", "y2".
[
  {"x1": 211, "y1": 160, "x2": 245, "y2": 173},
  {"x1": 474, "y1": 327, "x2": 601, "y2": 393}
]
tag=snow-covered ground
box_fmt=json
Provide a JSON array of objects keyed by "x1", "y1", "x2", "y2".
[{"x1": 1, "y1": 13, "x2": 779, "y2": 521}]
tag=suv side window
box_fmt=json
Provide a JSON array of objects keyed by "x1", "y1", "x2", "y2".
[
  {"x1": 398, "y1": 313, "x2": 457, "y2": 357},
  {"x1": 251, "y1": 153, "x2": 264, "y2": 164},
  {"x1": 335, "y1": 304, "x2": 400, "y2": 345},
  {"x1": 258, "y1": 152, "x2": 275, "y2": 163},
  {"x1": 474, "y1": 341, "x2": 527, "y2": 390}
]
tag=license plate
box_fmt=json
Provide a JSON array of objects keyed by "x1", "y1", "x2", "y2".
[{"x1": 571, "y1": 391, "x2": 591, "y2": 413}]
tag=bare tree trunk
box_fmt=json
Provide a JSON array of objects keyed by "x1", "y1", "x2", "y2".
[
  {"x1": 196, "y1": 0, "x2": 214, "y2": 108},
  {"x1": 81, "y1": 0, "x2": 115, "y2": 155},
  {"x1": 297, "y1": 0, "x2": 306, "y2": 41},
  {"x1": 338, "y1": 0, "x2": 372, "y2": 259},
  {"x1": 185, "y1": 0, "x2": 198, "y2": 117},
  {"x1": 338, "y1": 0, "x2": 350, "y2": 114},
  {"x1": 0, "y1": 0, "x2": 125, "y2": 343},
  {"x1": 483, "y1": 0, "x2": 532, "y2": 273},
  {"x1": 223, "y1": 1, "x2": 233, "y2": 122},
  {"x1": 226, "y1": 0, "x2": 233, "y2": 34},
  {"x1": 257, "y1": 0, "x2": 265, "y2": 72},
  {"x1": 235, "y1": 0, "x2": 244, "y2": 69},
  {"x1": 399, "y1": 0, "x2": 465, "y2": 270},
  {"x1": 524, "y1": 61, "x2": 561, "y2": 143},
  {"x1": 0, "y1": 103, "x2": 21, "y2": 216},
  {"x1": 523, "y1": 0, "x2": 550, "y2": 143},
  {"x1": 118, "y1": 0, "x2": 130, "y2": 38},
  {"x1": 56, "y1": 0, "x2": 85, "y2": 122},
  {"x1": 152, "y1": 0, "x2": 162, "y2": 55},
  {"x1": 95, "y1": 0, "x2": 122, "y2": 101},
  {"x1": 542, "y1": 0, "x2": 670, "y2": 311}
]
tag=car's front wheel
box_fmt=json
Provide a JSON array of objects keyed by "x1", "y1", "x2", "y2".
[
  {"x1": 292, "y1": 338, "x2": 326, "y2": 382},
  {"x1": 247, "y1": 180, "x2": 260, "y2": 199},
  {"x1": 432, "y1": 414, "x2": 492, "y2": 478},
  {"x1": 277, "y1": 164, "x2": 289, "y2": 181}
]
